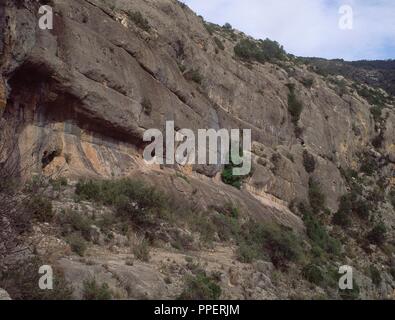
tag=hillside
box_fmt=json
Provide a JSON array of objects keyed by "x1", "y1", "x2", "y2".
[
  {"x1": 302, "y1": 57, "x2": 395, "y2": 97},
  {"x1": 0, "y1": 0, "x2": 394, "y2": 300}
]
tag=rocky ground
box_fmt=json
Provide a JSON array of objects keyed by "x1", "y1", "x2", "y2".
[{"x1": 0, "y1": 0, "x2": 395, "y2": 300}]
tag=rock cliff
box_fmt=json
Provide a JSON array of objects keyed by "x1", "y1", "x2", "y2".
[{"x1": 1, "y1": 0, "x2": 394, "y2": 300}]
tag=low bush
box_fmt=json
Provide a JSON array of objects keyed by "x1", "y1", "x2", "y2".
[
  {"x1": 236, "y1": 242, "x2": 259, "y2": 263},
  {"x1": 184, "y1": 69, "x2": 203, "y2": 85},
  {"x1": 221, "y1": 163, "x2": 245, "y2": 189},
  {"x1": 303, "y1": 263, "x2": 324, "y2": 286},
  {"x1": 308, "y1": 178, "x2": 326, "y2": 213},
  {"x1": 333, "y1": 194, "x2": 352, "y2": 227},
  {"x1": 59, "y1": 210, "x2": 93, "y2": 241},
  {"x1": 238, "y1": 220, "x2": 303, "y2": 268},
  {"x1": 357, "y1": 86, "x2": 387, "y2": 108},
  {"x1": 127, "y1": 11, "x2": 151, "y2": 32},
  {"x1": 301, "y1": 78, "x2": 314, "y2": 89},
  {"x1": 25, "y1": 195, "x2": 54, "y2": 223},
  {"x1": 299, "y1": 202, "x2": 341, "y2": 256},
  {"x1": 372, "y1": 133, "x2": 384, "y2": 149},
  {"x1": 370, "y1": 106, "x2": 383, "y2": 122},
  {"x1": 370, "y1": 265, "x2": 381, "y2": 286},
  {"x1": 303, "y1": 151, "x2": 316, "y2": 173},
  {"x1": 353, "y1": 199, "x2": 371, "y2": 220},
  {"x1": 221, "y1": 148, "x2": 251, "y2": 189},
  {"x1": 270, "y1": 152, "x2": 282, "y2": 175},
  {"x1": 82, "y1": 279, "x2": 112, "y2": 300},
  {"x1": 204, "y1": 22, "x2": 216, "y2": 35},
  {"x1": 214, "y1": 37, "x2": 225, "y2": 50},
  {"x1": 332, "y1": 210, "x2": 351, "y2": 228},
  {"x1": 178, "y1": 272, "x2": 221, "y2": 300},
  {"x1": 212, "y1": 214, "x2": 240, "y2": 242},
  {"x1": 223, "y1": 23, "x2": 232, "y2": 30},
  {"x1": 367, "y1": 223, "x2": 387, "y2": 246},
  {"x1": 234, "y1": 38, "x2": 286, "y2": 63},
  {"x1": 50, "y1": 177, "x2": 68, "y2": 191},
  {"x1": 133, "y1": 239, "x2": 150, "y2": 262},
  {"x1": 287, "y1": 85, "x2": 304, "y2": 125},
  {"x1": 339, "y1": 282, "x2": 360, "y2": 300},
  {"x1": 66, "y1": 233, "x2": 88, "y2": 256},
  {"x1": 76, "y1": 179, "x2": 170, "y2": 227},
  {"x1": 359, "y1": 152, "x2": 379, "y2": 176}
]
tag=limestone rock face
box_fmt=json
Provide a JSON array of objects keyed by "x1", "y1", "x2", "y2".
[
  {"x1": 0, "y1": 1, "x2": 394, "y2": 230},
  {"x1": 2, "y1": 0, "x2": 395, "y2": 302}
]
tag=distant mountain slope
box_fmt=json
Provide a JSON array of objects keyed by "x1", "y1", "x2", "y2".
[{"x1": 301, "y1": 58, "x2": 395, "y2": 96}]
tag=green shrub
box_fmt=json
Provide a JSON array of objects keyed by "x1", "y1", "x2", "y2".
[
  {"x1": 234, "y1": 38, "x2": 286, "y2": 63},
  {"x1": 66, "y1": 233, "x2": 88, "y2": 256},
  {"x1": 270, "y1": 152, "x2": 282, "y2": 175},
  {"x1": 25, "y1": 195, "x2": 54, "y2": 223},
  {"x1": 303, "y1": 151, "x2": 316, "y2": 173},
  {"x1": 234, "y1": 39, "x2": 264, "y2": 62},
  {"x1": 370, "y1": 106, "x2": 382, "y2": 122},
  {"x1": 221, "y1": 161, "x2": 246, "y2": 189},
  {"x1": 359, "y1": 152, "x2": 379, "y2": 176},
  {"x1": 221, "y1": 166, "x2": 241, "y2": 189},
  {"x1": 194, "y1": 215, "x2": 217, "y2": 243},
  {"x1": 237, "y1": 242, "x2": 259, "y2": 263},
  {"x1": 367, "y1": 223, "x2": 387, "y2": 246},
  {"x1": 353, "y1": 199, "x2": 371, "y2": 220},
  {"x1": 299, "y1": 202, "x2": 341, "y2": 256},
  {"x1": 339, "y1": 282, "x2": 360, "y2": 300},
  {"x1": 50, "y1": 177, "x2": 68, "y2": 190},
  {"x1": 127, "y1": 11, "x2": 151, "y2": 32},
  {"x1": 177, "y1": 1, "x2": 187, "y2": 9},
  {"x1": 212, "y1": 214, "x2": 240, "y2": 242},
  {"x1": 287, "y1": 85, "x2": 304, "y2": 125},
  {"x1": 335, "y1": 192, "x2": 370, "y2": 222},
  {"x1": 223, "y1": 23, "x2": 232, "y2": 30},
  {"x1": 59, "y1": 210, "x2": 93, "y2": 241},
  {"x1": 133, "y1": 240, "x2": 150, "y2": 262},
  {"x1": 370, "y1": 265, "x2": 381, "y2": 286},
  {"x1": 82, "y1": 279, "x2": 112, "y2": 300},
  {"x1": 372, "y1": 133, "x2": 384, "y2": 149},
  {"x1": 259, "y1": 38, "x2": 286, "y2": 61},
  {"x1": 238, "y1": 220, "x2": 303, "y2": 268},
  {"x1": 76, "y1": 179, "x2": 170, "y2": 227},
  {"x1": 204, "y1": 22, "x2": 216, "y2": 35},
  {"x1": 301, "y1": 78, "x2": 314, "y2": 88},
  {"x1": 178, "y1": 273, "x2": 221, "y2": 300},
  {"x1": 184, "y1": 69, "x2": 203, "y2": 84},
  {"x1": 330, "y1": 78, "x2": 347, "y2": 96},
  {"x1": 333, "y1": 194, "x2": 352, "y2": 228},
  {"x1": 75, "y1": 180, "x2": 101, "y2": 201},
  {"x1": 340, "y1": 167, "x2": 358, "y2": 185},
  {"x1": 357, "y1": 86, "x2": 387, "y2": 108},
  {"x1": 332, "y1": 210, "x2": 351, "y2": 228},
  {"x1": 303, "y1": 263, "x2": 324, "y2": 286},
  {"x1": 214, "y1": 37, "x2": 225, "y2": 50},
  {"x1": 308, "y1": 178, "x2": 326, "y2": 213}
]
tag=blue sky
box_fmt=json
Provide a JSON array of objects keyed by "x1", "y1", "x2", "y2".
[{"x1": 183, "y1": 0, "x2": 395, "y2": 61}]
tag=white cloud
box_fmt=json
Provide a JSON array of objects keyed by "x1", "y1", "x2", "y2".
[{"x1": 183, "y1": 0, "x2": 395, "y2": 60}]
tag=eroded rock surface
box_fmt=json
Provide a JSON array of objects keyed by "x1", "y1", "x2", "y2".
[{"x1": 1, "y1": 0, "x2": 395, "y2": 300}]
